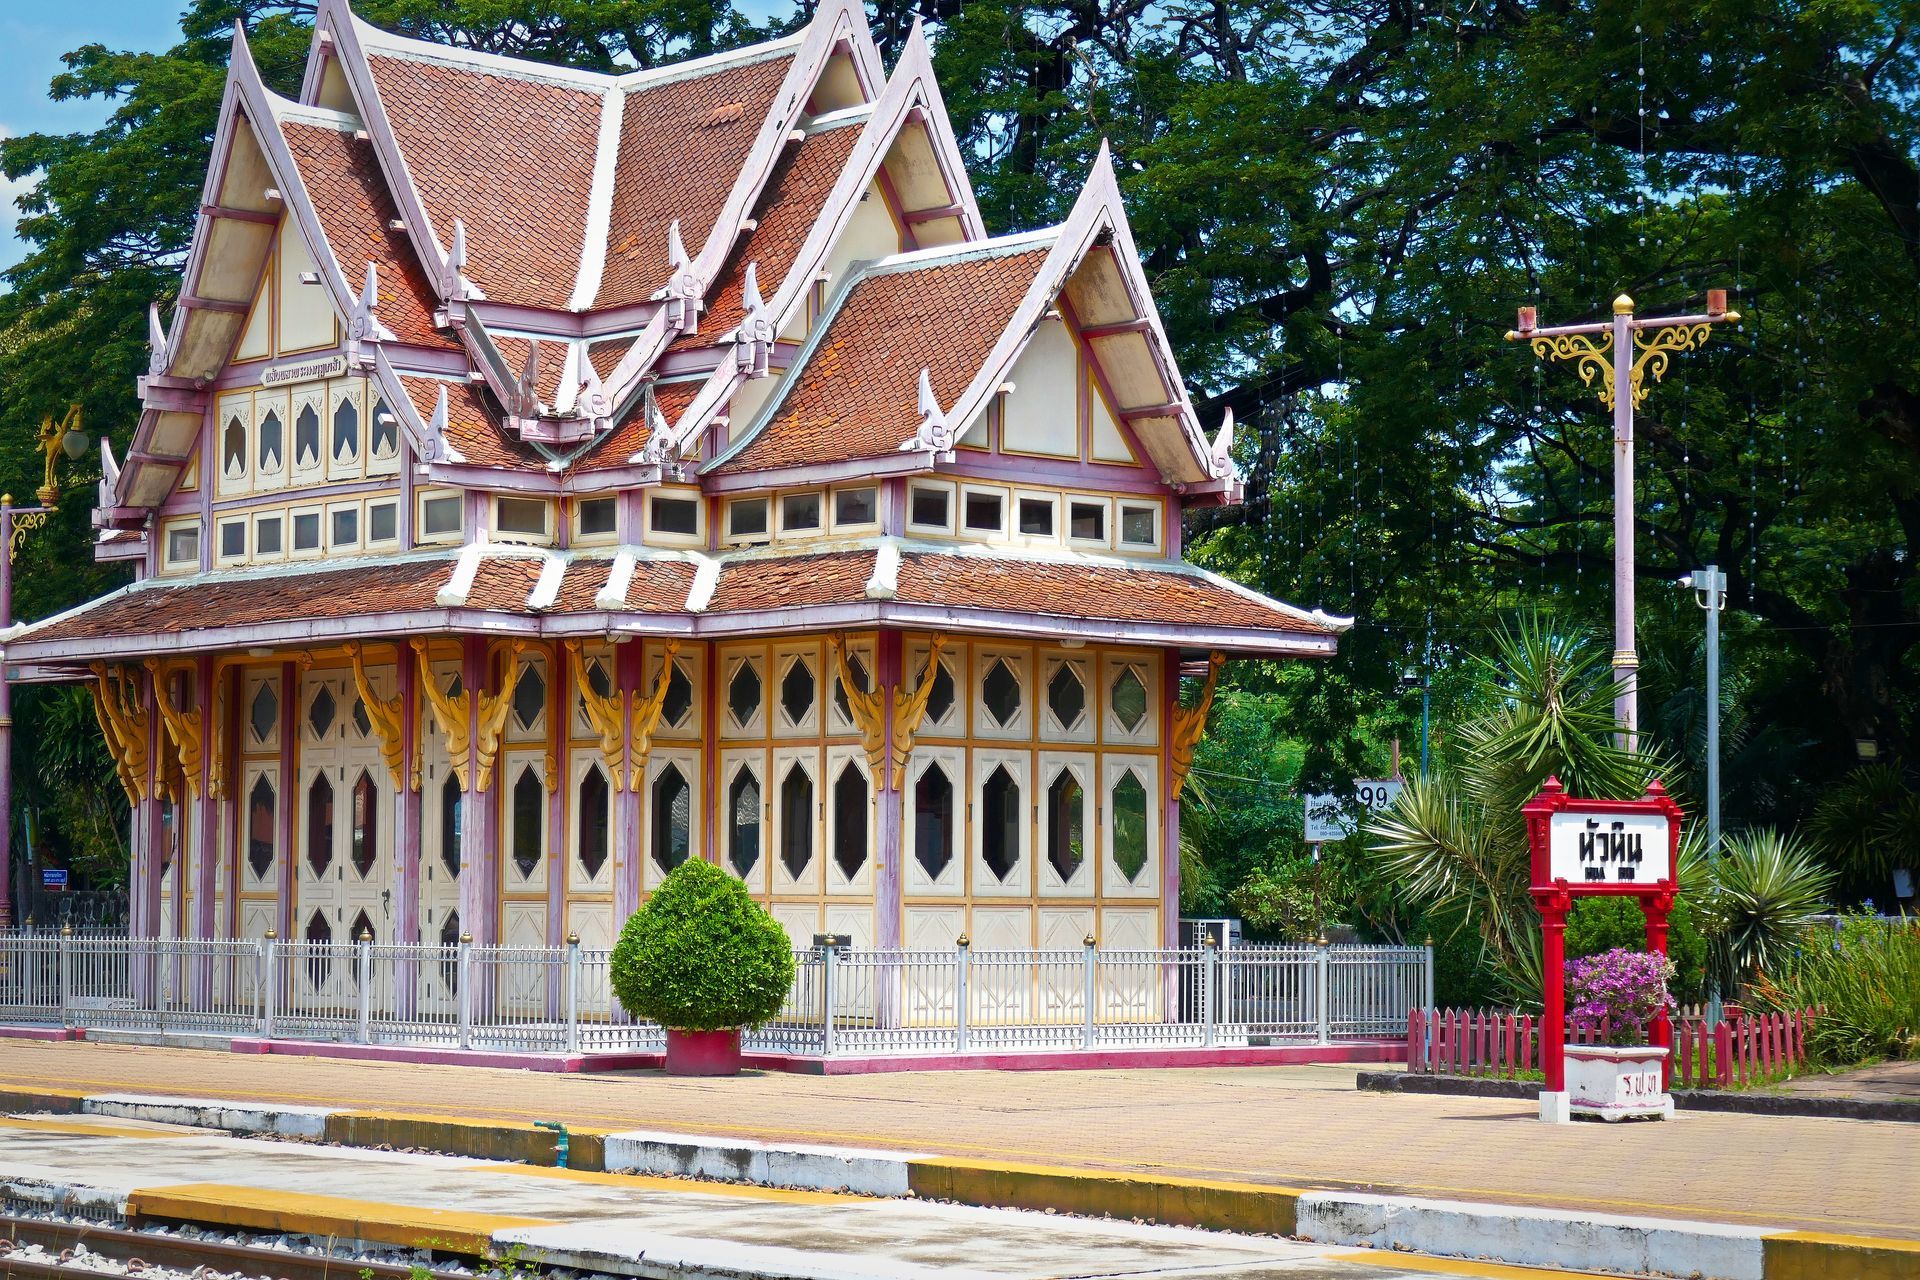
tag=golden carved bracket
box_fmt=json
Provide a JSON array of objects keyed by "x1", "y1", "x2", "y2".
[
  {"x1": 566, "y1": 640, "x2": 628, "y2": 793},
  {"x1": 345, "y1": 641, "x2": 409, "y2": 792},
  {"x1": 1629, "y1": 323, "x2": 1714, "y2": 409},
  {"x1": 628, "y1": 640, "x2": 682, "y2": 791},
  {"x1": 1168, "y1": 651, "x2": 1225, "y2": 800},
  {"x1": 827, "y1": 633, "x2": 889, "y2": 789},
  {"x1": 888, "y1": 636, "x2": 948, "y2": 790},
  {"x1": 1529, "y1": 331, "x2": 1615, "y2": 410},
  {"x1": 144, "y1": 659, "x2": 204, "y2": 802},
  {"x1": 411, "y1": 637, "x2": 473, "y2": 790},
  {"x1": 474, "y1": 641, "x2": 529, "y2": 793},
  {"x1": 89, "y1": 661, "x2": 151, "y2": 805}
]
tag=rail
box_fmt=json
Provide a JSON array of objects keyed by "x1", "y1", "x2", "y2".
[{"x1": 0, "y1": 932, "x2": 1428, "y2": 1058}]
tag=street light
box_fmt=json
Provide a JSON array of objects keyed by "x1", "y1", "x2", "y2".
[
  {"x1": 1677, "y1": 566, "x2": 1728, "y2": 864},
  {"x1": 1399, "y1": 667, "x2": 1430, "y2": 776}
]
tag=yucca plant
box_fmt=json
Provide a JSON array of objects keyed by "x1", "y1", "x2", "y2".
[
  {"x1": 1367, "y1": 615, "x2": 1671, "y2": 988},
  {"x1": 1698, "y1": 829, "x2": 1832, "y2": 987},
  {"x1": 1751, "y1": 921, "x2": 1920, "y2": 1064},
  {"x1": 1807, "y1": 764, "x2": 1920, "y2": 898}
]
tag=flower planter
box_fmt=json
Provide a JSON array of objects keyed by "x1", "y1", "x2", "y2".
[
  {"x1": 1566, "y1": 1044, "x2": 1671, "y2": 1120},
  {"x1": 665, "y1": 1028, "x2": 743, "y2": 1077}
]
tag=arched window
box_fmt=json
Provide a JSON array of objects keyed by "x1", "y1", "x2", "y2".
[
  {"x1": 295, "y1": 404, "x2": 321, "y2": 469},
  {"x1": 983, "y1": 659, "x2": 1021, "y2": 727},
  {"x1": 982, "y1": 765, "x2": 1020, "y2": 881},
  {"x1": 913, "y1": 763, "x2": 953, "y2": 879},
  {"x1": 577, "y1": 765, "x2": 610, "y2": 878},
  {"x1": 832, "y1": 762, "x2": 867, "y2": 879},
  {"x1": 304, "y1": 911, "x2": 333, "y2": 986},
  {"x1": 728, "y1": 767, "x2": 761, "y2": 877},
  {"x1": 332, "y1": 397, "x2": 360, "y2": 465},
  {"x1": 247, "y1": 776, "x2": 277, "y2": 880},
  {"x1": 1047, "y1": 769, "x2": 1084, "y2": 882},
  {"x1": 370, "y1": 396, "x2": 397, "y2": 457},
  {"x1": 512, "y1": 765, "x2": 542, "y2": 879},
  {"x1": 780, "y1": 763, "x2": 813, "y2": 879},
  {"x1": 349, "y1": 769, "x2": 377, "y2": 876},
  {"x1": 651, "y1": 764, "x2": 691, "y2": 873},
  {"x1": 306, "y1": 774, "x2": 334, "y2": 876},
  {"x1": 257, "y1": 408, "x2": 283, "y2": 473},
  {"x1": 440, "y1": 773, "x2": 461, "y2": 878},
  {"x1": 222, "y1": 415, "x2": 246, "y2": 478}
]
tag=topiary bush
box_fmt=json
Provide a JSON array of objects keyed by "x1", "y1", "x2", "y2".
[{"x1": 609, "y1": 859, "x2": 796, "y2": 1032}]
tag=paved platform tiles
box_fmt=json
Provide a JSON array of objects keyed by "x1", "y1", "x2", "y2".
[
  {"x1": 1, "y1": 1042, "x2": 1912, "y2": 1244},
  {"x1": 0, "y1": 1112, "x2": 1594, "y2": 1280}
]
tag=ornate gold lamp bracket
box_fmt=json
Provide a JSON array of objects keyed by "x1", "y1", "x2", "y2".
[
  {"x1": 1528, "y1": 332, "x2": 1616, "y2": 410},
  {"x1": 1168, "y1": 651, "x2": 1226, "y2": 799},
  {"x1": 1628, "y1": 323, "x2": 1714, "y2": 409},
  {"x1": 888, "y1": 636, "x2": 948, "y2": 791}
]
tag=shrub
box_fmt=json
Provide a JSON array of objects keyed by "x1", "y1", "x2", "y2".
[
  {"x1": 609, "y1": 860, "x2": 796, "y2": 1032},
  {"x1": 1566, "y1": 894, "x2": 1709, "y2": 1005},
  {"x1": 1698, "y1": 829, "x2": 1831, "y2": 987},
  {"x1": 1565, "y1": 947, "x2": 1675, "y2": 1046},
  {"x1": 1751, "y1": 917, "x2": 1920, "y2": 1065}
]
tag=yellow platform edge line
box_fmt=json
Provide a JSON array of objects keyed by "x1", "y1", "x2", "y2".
[
  {"x1": 127, "y1": 1182, "x2": 556, "y2": 1256},
  {"x1": 1763, "y1": 1229, "x2": 1920, "y2": 1280},
  {"x1": 905, "y1": 1155, "x2": 1305, "y2": 1236},
  {"x1": 0, "y1": 1114, "x2": 202, "y2": 1141},
  {"x1": 1326, "y1": 1252, "x2": 1600, "y2": 1279}
]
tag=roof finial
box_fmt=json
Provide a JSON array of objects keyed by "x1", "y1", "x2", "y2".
[
  {"x1": 346, "y1": 261, "x2": 396, "y2": 366},
  {"x1": 904, "y1": 367, "x2": 953, "y2": 453},
  {"x1": 656, "y1": 219, "x2": 703, "y2": 334},
  {"x1": 445, "y1": 218, "x2": 485, "y2": 301},
  {"x1": 571, "y1": 346, "x2": 610, "y2": 425},
  {"x1": 507, "y1": 338, "x2": 543, "y2": 420},
  {"x1": 733, "y1": 261, "x2": 775, "y2": 378},
  {"x1": 97, "y1": 437, "x2": 121, "y2": 512},
  {"x1": 1210, "y1": 405, "x2": 1236, "y2": 478},
  {"x1": 146, "y1": 302, "x2": 170, "y2": 379}
]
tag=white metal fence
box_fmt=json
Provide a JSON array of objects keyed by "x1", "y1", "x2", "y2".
[{"x1": 0, "y1": 933, "x2": 1429, "y2": 1058}]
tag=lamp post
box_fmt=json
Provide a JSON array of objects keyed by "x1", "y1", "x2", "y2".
[
  {"x1": 1681, "y1": 566, "x2": 1729, "y2": 863},
  {"x1": 0, "y1": 406, "x2": 90, "y2": 931},
  {"x1": 1399, "y1": 667, "x2": 1431, "y2": 776},
  {"x1": 1507, "y1": 292, "x2": 1741, "y2": 748}
]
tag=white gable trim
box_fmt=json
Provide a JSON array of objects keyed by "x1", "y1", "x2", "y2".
[{"x1": 567, "y1": 86, "x2": 626, "y2": 312}]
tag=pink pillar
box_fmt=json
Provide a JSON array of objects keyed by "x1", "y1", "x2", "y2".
[
  {"x1": 701, "y1": 639, "x2": 719, "y2": 866},
  {"x1": 548, "y1": 650, "x2": 568, "y2": 944},
  {"x1": 139, "y1": 674, "x2": 165, "y2": 940},
  {"x1": 1160, "y1": 652, "x2": 1180, "y2": 948},
  {"x1": 1611, "y1": 300, "x2": 1638, "y2": 747},
  {"x1": 395, "y1": 651, "x2": 420, "y2": 943},
  {"x1": 613, "y1": 640, "x2": 644, "y2": 923},
  {"x1": 459, "y1": 636, "x2": 496, "y2": 944},
  {"x1": 276, "y1": 662, "x2": 297, "y2": 938},
  {"x1": 193, "y1": 655, "x2": 218, "y2": 939},
  {"x1": 875, "y1": 631, "x2": 903, "y2": 948}
]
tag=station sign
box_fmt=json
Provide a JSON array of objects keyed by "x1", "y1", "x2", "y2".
[
  {"x1": 1525, "y1": 777, "x2": 1681, "y2": 897},
  {"x1": 1304, "y1": 779, "x2": 1404, "y2": 843}
]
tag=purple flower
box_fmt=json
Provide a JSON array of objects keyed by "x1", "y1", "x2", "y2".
[{"x1": 1565, "y1": 947, "x2": 1675, "y2": 1047}]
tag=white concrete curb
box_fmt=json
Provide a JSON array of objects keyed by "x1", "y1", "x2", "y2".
[
  {"x1": 602, "y1": 1128, "x2": 923, "y2": 1196},
  {"x1": 1296, "y1": 1190, "x2": 1771, "y2": 1280},
  {"x1": 83, "y1": 1093, "x2": 339, "y2": 1140}
]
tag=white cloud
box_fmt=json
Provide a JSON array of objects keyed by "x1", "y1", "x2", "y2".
[{"x1": 0, "y1": 125, "x2": 45, "y2": 274}]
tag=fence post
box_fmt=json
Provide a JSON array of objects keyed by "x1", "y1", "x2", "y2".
[
  {"x1": 820, "y1": 940, "x2": 839, "y2": 1058},
  {"x1": 954, "y1": 935, "x2": 971, "y2": 1055},
  {"x1": 1421, "y1": 935, "x2": 1435, "y2": 1013},
  {"x1": 1082, "y1": 934, "x2": 1097, "y2": 1051},
  {"x1": 1201, "y1": 930, "x2": 1219, "y2": 1048},
  {"x1": 355, "y1": 929, "x2": 372, "y2": 1044},
  {"x1": 457, "y1": 932, "x2": 473, "y2": 1051},
  {"x1": 564, "y1": 934, "x2": 581, "y2": 1056},
  {"x1": 1314, "y1": 935, "x2": 1332, "y2": 1045},
  {"x1": 57, "y1": 926, "x2": 73, "y2": 1027},
  {"x1": 261, "y1": 931, "x2": 278, "y2": 1040}
]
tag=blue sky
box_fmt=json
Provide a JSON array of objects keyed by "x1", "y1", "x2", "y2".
[{"x1": 1, "y1": 2, "x2": 185, "y2": 271}]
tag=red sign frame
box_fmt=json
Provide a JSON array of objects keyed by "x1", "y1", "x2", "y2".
[{"x1": 1521, "y1": 777, "x2": 1684, "y2": 1112}]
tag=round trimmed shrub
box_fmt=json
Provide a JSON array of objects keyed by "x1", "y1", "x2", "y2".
[{"x1": 609, "y1": 859, "x2": 796, "y2": 1032}]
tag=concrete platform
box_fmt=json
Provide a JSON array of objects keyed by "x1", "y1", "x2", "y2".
[{"x1": 0, "y1": 1113, "x2": 1571, "y2": 1280}]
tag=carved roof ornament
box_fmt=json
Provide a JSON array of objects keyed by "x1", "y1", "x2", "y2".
[
  {"x1": 445, "y1": 217, "x2": 485, "y2": 301},
  {"x1": 146, "y1": 303, "x2": 170, "y2": 379},
  {"x1": 89, "y1": 662, "x2": 151, "y2": 805},
  {"x1": 564, "y1": 344, "x2": 612, "y2": 427},
  {"x1": 733, "y1": 261, "x2": 776, "y2": 378},
  {"x1": 655, "y1": 219, "x2": 703, "y2": 334},
  {"x1": 638, "y1": 383, "x2": 685, "y2": 476},
  {"x1": 346, "y1": 261, "x2": 397, "y2": 368},
  {"x1": 1169, "y1": 650, "x2": 1226, "y2": 798},
  {"x1": 507, "y1": 338, "x2": 544, "y2": 423},
  {"x1": 96, "y1": 439, "x2": 121, "y2": 518},
  {"x1": 904, "y1": 367, "x2": 953, "y2": 453},
  {"x1": 145, "y1": 659, "x2": 205, "y2": 802},
  {"x1": 1210, "y1": 406, "x2": 1237, "y2": 479}
]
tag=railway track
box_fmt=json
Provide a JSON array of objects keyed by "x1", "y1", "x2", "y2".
[{"x1": 0, "y1": 1214, "x2": 494, "y2": 1280}]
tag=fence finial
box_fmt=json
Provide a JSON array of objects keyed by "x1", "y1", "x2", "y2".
[{"x1": 459, "y1": 932, "x2": 473, "y2": 944}]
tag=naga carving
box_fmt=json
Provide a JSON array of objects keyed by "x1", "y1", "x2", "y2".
[
  {"x1": 1168, "y1": 651, "x2": 1225, "y2": 799},
  {"x1": 345, "y1": 641, "x2": 409, "y2": 791}
]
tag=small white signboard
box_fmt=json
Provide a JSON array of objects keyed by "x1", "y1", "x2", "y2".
[
  {"x1": 261, "y1": 352, "x2": 348, "y2": 387},
  {"x1": 1547, "y1": 811, "x2": 1671, "y2": 886},
  {"x1": 1304, "y1": 779, "x2": 1404, "y2": 843}
]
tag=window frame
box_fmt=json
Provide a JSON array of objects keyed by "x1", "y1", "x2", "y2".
[
  {"x1": 573, "y1": 495, "x2": 620, "y2": 546},
  {"x1": 1014, "y1": 490, "x2": 1060, "y2": 544},
  {"x1": 906, "y1": 481, "x2": 955, "y2": 535},
  {"x1": 1116, "y1": 499, "x2": 1162, "y2": 553},
  {"x1": 492, "y1": 495, "x2": 553, "y2": 545},
  {"x1": 830, "y1": 484, "x2": 880, "y2": 533},
  {"x1": 215, "y1": 515, "x2": 249, "y2": 566},
  {"x1": 416, "y1": 489, "x2": 465, "y2": 545},
  {"x1": 160, "y1": 518, "x2": 202, "y2": 574},
  {"x1": 645, "y1": 490, "x2": 704, "y2": 546},
  {"x1": 724, "y1": 495, "x2": 771, "y2": 545},
  {"x1": 1067, "y1": 496, "x2": 1111, "y2": 548},
  {"x1": 960, "y1": 484, "x2": 1008, "y2": 538}
]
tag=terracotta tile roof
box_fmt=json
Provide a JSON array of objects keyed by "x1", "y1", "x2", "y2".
[
  {"x1": 596, "y1": 54, "x2": 796, "y2": 309},
  {"x1": 894, "y1": 552, "x2": 1338, "y2": 633},
  {"x1": 397, "y1": 376, "x2": 545, "y2": 469},
  {"x1": 466, "y1": 558, "x2": 545, "y2": 610},
  {"x1": 492, "y1": 336, "x2": 571, "y2": 405},
  {"x1": 705, "y1": 550, "x2": 874, "y2": 613},
  {"x1": 714, "y1": 246, "x2": 1050, "y2": 474},
  {"x1": 368, "y1": 54, "x2": 602, "y2": 309},
  {"x1": 21, "y1": 560, "x2": 456, "y2": 645},
  {"x1": 625, "y1": 559, "x2": 701, "y2": 611},
  {"x1": 667, "y1": 121, "x2": 861, "y2": 353},
  {"x1": 574, "y1": 379, "x2": 701, "y2": 472},
  {"x1": 281, "y1": 122, "x2": 452, "y2": 350}
]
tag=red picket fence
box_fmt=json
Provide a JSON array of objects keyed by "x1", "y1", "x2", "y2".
[{"x1": 1405, "y1": 1006, "x2": 1817, "y2": 1089}]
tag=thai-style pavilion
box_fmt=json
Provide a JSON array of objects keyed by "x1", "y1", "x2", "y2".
[{"x1": 3, "y1": 0, "x2": 1346, "y2": 962}]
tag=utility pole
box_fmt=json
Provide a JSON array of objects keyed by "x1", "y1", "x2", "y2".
[
  {"x1": 1508, "y1": 292, "x2": 1741, "y2": 748},
  {"x1": 1683, "y1": 566, "x2": 1728, "y2": 860}
]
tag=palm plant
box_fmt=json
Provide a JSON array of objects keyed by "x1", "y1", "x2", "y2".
[
  {"x1": 1367, "y1": 616, "x2": 1670, "y2": 987},
  {"x1": 1698, "y1": 829, "x2": 1832, "y2": 987},
  {"x1": 1806, "y1": 764, "x2": 1920, "y2": 899}
]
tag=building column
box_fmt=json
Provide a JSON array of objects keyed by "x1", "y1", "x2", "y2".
[
  {"x1": 193, "y1": 655, "x2": 219, "y2": 940},
  {"x1": 138, "y1": 673, "x2": 165, "y2": 941},
  {"x1": 613, "y1": 640, "x2": 644, "y2": 924},
  {"x1": 276, "y1": 661, "x2": 297, "y2": 940},
  {"x1": 547, "y1": 649, "x2": 568, "y2": 946},
  {"x1": 395, "y1": 651, "x2": 420, "y2": 944},
  {"x1": 875, "y1": 631, "x2": 904, "y2": 949},
  {"x1": 1161, "y1": 653, "x2": 1181, "y2": 949},
  {"x1": 459, "y1": 636, "x2": 496, "y2": 945}
]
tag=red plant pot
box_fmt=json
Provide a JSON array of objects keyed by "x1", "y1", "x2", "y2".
[{"x1": 665, "y1": 1027, "x2": 743, "y2": 1076}]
